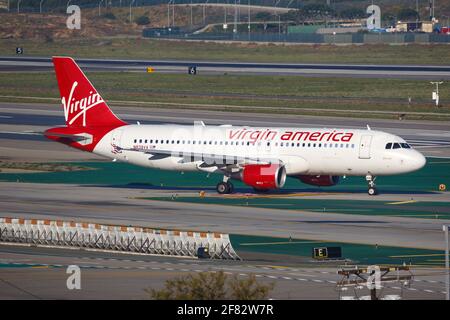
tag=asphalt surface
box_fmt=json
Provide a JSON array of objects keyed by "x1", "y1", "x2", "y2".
[
  {"x1": 1, "y1": 56, "x2": 450, "y2": 79},
  {"x1": 0, "y1": 102, "x2": 449, "y2": 300},
  {"x1": 1, "y1": 245, "x2": 446, "y2": 300},
  {"x1": 1, "y1": 102, "x2": 449, "y2": 157}
]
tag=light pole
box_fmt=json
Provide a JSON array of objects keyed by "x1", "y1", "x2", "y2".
[
  {"x1": 98, "y1": 0, "x2": 103, "y2": 16},
  {"x1": 444, "y1": 225, "x2": 449, "y2": 300},
  {"x1": 190, "y1": 0, "x2": 193, "y2": 28},
  {"x1": 247, "y1": 0, "x2": 250, "y2": 39},
  {"x1": 40, "y1": 0, "x2": 45, "y2": 13},
  {"x1": 167, "y1": 0, "x2": 172, "y2": 27},
  {"x1": 129, "y1": 0, "x2": 135, "y2": 23},
  {"x1": 431, "y1": 81, "x2": 443, "y2": 107},
  {"x1": 203, "y1": 0, "x2": 210, "y2": 26},
  {"x1": 233, "y1": 0, "x2": 237, "y2": 33},
  {"x1": 17, "y1": 0, "x2": 21, "y2": 13},
  {"x1": 224, "y1": 0, "x2": 227, "y2": 27}
]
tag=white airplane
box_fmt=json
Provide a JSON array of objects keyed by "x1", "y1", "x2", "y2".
[{"x1": 45, "y1": 57, "x2": 426, "y2": 195}]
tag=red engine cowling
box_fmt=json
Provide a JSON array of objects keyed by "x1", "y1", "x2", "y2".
[
  {"x1": 241, "y1": 164, "x2": 287, "y2": 190},
  {"x1": 297, "y1": 175, "x2": 340, "y2": 187}
]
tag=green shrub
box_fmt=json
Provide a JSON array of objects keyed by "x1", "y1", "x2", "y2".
[{"x1": 135, "y1": 15, "x2": 150, "y2": 26}]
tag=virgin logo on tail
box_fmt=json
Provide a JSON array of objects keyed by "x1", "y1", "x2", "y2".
[{"x1": 62, "y1": 81, "x2": 104, "y2": 127}]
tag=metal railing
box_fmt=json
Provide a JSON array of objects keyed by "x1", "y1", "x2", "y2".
[{"x1": 0, "y1": 217, "x2": 241, "y2": 260}]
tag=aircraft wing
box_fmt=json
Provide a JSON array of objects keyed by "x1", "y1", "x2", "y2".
[{"x1": 117, "y1": 145, "x2": 281, "y2": 167}]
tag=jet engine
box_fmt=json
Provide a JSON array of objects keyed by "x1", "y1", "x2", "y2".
[{"x1": 240, "y1": 164, "x2": 287, "y2": 190}]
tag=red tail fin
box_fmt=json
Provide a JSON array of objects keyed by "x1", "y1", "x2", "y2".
[{"x1": 52, "y1": 57, "x2": 126, "y2": 128}]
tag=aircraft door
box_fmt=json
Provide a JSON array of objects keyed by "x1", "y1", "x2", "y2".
[{"x1": 359, "y1": 135, "x2": 373, "y2": 159}]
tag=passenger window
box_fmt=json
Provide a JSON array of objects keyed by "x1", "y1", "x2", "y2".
[
  {"x1": 139, "y1": 139, "x2": 142, "y2": 143},
  {"x1": 134, "y1": 139, "x2": 137, "y2": 143},
  {"x1": 393, "y1": 143, "x2": 401, "y2": 149},
  {"x1": 385, "y1": 143, "x2": 392, "y2": 149}
]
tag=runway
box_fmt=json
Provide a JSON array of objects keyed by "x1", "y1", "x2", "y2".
[
  {"x1": 1, "y1": 102, "x2": 449, "y2": 158},
  {"x1": 1, "y1": 56, "x2": 450, "y2": 79},
  {"x1": 1, "y1": 245, "x2": 445, "y2": 299},
  {"x1": 0, "y1": 102, "x2": 449, "y2": 299}
]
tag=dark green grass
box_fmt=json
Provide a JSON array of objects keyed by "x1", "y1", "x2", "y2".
[
  {"x1": 1, "y1": 38, "x2": 449, "y2": 65},
  {"x1": 230, "y1": 234, "x2": 444, "y2": 266},
  {"x1": 0, "y1": 158, "x2": 448, "y2": 219},
  {"x1": 0, "y1": 72, "x2": 449, "y2": 117},
  {"x1": 0, "y1": 157, "x2": 447, "y2": 191}
]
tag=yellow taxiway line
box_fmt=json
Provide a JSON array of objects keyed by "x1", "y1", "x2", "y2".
[
  {"x1": 239, "y1": 241, "x2": 323, "y2": 246},
  {"x1": 386, "y1": 200, "x2": 418, "y2": 205},
  {"x1": 389, "y1": 253, "x2": 445, "y2": 258}
]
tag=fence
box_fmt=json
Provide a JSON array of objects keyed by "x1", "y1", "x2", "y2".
[
  {"x1": 0, "y1": 217, "x2": 241, "y2": 260},
  {"x1": 143, "y1": 30, "x2": 450, "y2": 44}
]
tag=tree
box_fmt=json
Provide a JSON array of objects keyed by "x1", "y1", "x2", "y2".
[
  {"x1": 147, "y1": 271, "x2": 274, "y2": 300},
  {"x1": 339, "y1": 8, "x2": 365, "y2": 19},
  {"x1": 135, "y1": 15, "x2": 151, "y2": 26},
  {"x1": 397, "y1": 8, "x2": 419, "y2": 21}
]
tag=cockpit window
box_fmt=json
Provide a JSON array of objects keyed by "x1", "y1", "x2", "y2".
[
  {"x1": 392, "y1": 143, "x2": 401, "y2": 149},
  {"x1": 385, "y1": 143, "x2": 392, "y2": 149},
  {"x1": 401, "y1": 143, "x2": 411, "y2": 149}
]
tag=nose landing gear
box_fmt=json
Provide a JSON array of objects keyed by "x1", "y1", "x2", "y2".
[
  {"x1": 216, "y1": 176, "x2": 234, "y2": 194},
  {"x1": 366, "y1": 174, "x2": 377, "y2": 196}
]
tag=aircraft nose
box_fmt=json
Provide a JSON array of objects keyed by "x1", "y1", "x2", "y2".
[{"x1": 411, "y1": 151, "x2": 426, "y2": 171}]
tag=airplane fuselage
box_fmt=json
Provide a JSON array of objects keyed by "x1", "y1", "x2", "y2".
[{"x1": 94, "y1": 124, "x2": 426, "y2": 177}]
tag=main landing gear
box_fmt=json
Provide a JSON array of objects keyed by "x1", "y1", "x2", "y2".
[
  {"x1": 216, "y1": 176, "x2": 234, "y2": 194},
  {"x1": 366, "y1": 174, "x2": 378, "y2": 196}
]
